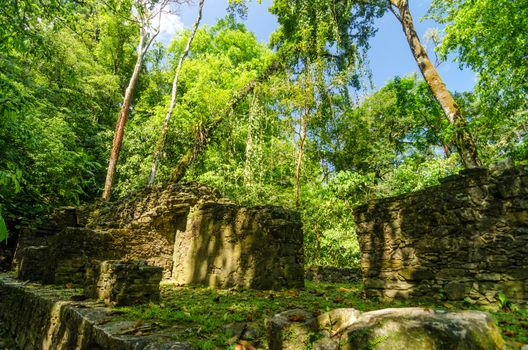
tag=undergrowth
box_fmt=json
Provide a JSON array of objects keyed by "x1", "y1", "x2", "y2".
[{"x1": 116, "y1": 281, "x2": 528, "y2": 349}]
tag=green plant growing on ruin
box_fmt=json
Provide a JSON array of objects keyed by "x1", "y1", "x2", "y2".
[
  {"x1": 497, "y1": 293, "x2": 519, "y2": 313},
  {"x1": 368, "y1": 334, "x2": 389, "y2": 349}
]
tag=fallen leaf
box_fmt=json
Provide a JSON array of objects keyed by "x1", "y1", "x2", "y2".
[
  {"x1": 333, "y1": 296, "x2": 344, "y2": 303},
  {"x1": 288, "y1": 314, "x2": 305, "y2": 322},
  {"x1": 503, "y1": 330, "x2": 517, "y2": 337}
]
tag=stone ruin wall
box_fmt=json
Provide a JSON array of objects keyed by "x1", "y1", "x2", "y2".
[
  {"x1": 14, "y1": 184, "x2": 304, "y2": 290},
  {"x1": 354, "y1": 163, "x2": 528, "y2": 305},
  {"x1": 172, "y1": 202, "x2": 304, "y2": 289}
]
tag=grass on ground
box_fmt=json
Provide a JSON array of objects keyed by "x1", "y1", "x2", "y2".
[{"x1": 116, "y1": 281, "x2": 528, "y2": 349}]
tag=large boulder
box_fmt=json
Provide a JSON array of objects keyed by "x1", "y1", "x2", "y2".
[
  {"x1": 315, "y1": 307, "x2": 504, "y2": 350},
  {"x1": 317, "y1": 308, "x2": 362, "y2": 336},
  {"x1": 267, "y1": 307, "x2": 505, "y2": 350}
]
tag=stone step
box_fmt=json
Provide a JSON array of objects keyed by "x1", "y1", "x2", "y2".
[{"x1": 0, "y1": 274, "x2": 191, "y2": 350}]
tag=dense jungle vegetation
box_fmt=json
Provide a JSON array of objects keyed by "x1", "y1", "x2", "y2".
[{"x1": 0, "y1": 0, "x2": 526, "y2": 267}]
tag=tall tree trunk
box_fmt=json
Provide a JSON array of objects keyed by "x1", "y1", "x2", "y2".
[
  {"x1": 169, "y1": 58, "x2": 284, "y2": 183},
  {"x1": 388, "y1": 0, "x2": 481, "y2": 168},
  {"x1": 101, "y1": 36, "x2": 145, "y2": 201},
  {"x1": 295, "y1": 111, "x2": 308, "y2": 208},
  {"x1": 147, "y1": 0, "x2": 205, "y2": 186}
]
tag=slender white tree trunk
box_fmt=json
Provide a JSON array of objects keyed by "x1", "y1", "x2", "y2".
[{"x1": 148, "y1": 0, "x2": 205, "y2": 186}]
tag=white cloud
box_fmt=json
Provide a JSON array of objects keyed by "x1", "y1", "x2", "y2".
[
  {"x1": 157, "y1": 11, "x2": 185, "y2": 45},
  {"x1": 160, "y1": 11, "x2": 184, "y2": 36}
]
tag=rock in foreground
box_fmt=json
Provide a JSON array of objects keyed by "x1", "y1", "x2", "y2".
[{"x1": 267, "y1": 307, "x2": 505, "y2": 350}]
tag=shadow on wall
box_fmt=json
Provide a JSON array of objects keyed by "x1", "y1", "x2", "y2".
[
  {"x1": 171, "y1": 203, "x2": 305, "y2": 290},
  {"x1": 355, "y1": 164, "x2": 528, "y2": 304},
  {"x1": 0, "y1": 279, "x2": 93, "y2": 349}
]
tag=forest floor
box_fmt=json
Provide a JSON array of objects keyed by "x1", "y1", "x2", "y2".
[
  {"x1": 0, "y1": 279, "x2": 526, "y2": 349},
  {"x1": 115, "y1": 280, "x2": 528, "y2": 349}
]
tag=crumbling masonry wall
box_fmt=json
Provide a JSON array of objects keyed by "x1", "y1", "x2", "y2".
[
  {"x1": 15, "y1": 184, "x2": 304, "y2": 290},
  {"x1": 354, "y1": 163, "x2": 528, "y2": 304}
]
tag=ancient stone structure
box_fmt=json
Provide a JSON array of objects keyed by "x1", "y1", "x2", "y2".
[
  {"x1": 354, "y1": 161, "x2": 528, "y2": 304},
  {"x1": 84, "y1": 260, "x2": 163, "y2": 306},
  {"x1": 15, "y1": 183, "x2": 304, "y2": 290}
]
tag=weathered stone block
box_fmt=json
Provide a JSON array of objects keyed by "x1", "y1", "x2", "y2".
[
  {"x1": 16, "y1": 246, "x2": 55, "y2": 283},
  {"x1": 317, "y1": 308, "x2": 362, "y2": 336},
  {"x1": 444, "y1": 282, "x2": 470, "y2": 301},
  {"x1": 305, "y1": 266, "x2": 361, "y2": 283},
  {"x1": 84, "y1": 260, "x2": 162, "y2": 306},
  {"x1": 276, "y1": 307, "x2": 505, "y2": 350},
  {"x1": 476, "y1": 273, "x2": 502, "y2": 281},
  {"x1": 0, "y1": 274, "x2": 193, "y2": 350},
  {"x1": 398, "y1": 268, "x2": 434, "y2": 281}
]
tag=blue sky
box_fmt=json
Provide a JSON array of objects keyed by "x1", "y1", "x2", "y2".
[{"x1": 173, "y1": 0, "x2": 476, "y2": 93}]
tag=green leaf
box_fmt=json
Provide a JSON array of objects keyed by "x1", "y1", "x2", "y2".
[{"x1": 0, "y1": 212, "x2": 8, "y2": 243}]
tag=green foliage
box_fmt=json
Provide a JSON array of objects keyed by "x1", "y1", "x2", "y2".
[
  {"x1": 114, "y1": 18, "x2": 273, "y2": 194},
  {"x1": 0, "y1": 169, "x2": 21, "y2": 243},
  {"x1": 270, "y1": 0, "x2": 384, "y2": 74},
  {"x1": 377, "y1": 155, "x2": 459, "y2": 197},
  {"x1": 0, "y1": 0, "x2": 129, "y2": 226},
  {"x1": 492, "y1": 306, "x2": 528, "y2": 344},
  {"x1": 322, "y1": 75, "x2": 451, "y2": 176},
  {"x1": 301, "y1": 181, "x2": 361, "y2": 267},
  {"x1": 0, "y1": 213, "x2": 7, "y2": 244},
  {"x1": 428, "y1": 0, "x2": 528, "y2": 126},
  {"x1": 1, "y1": 0, "x2": 525, "y2": 270}
]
